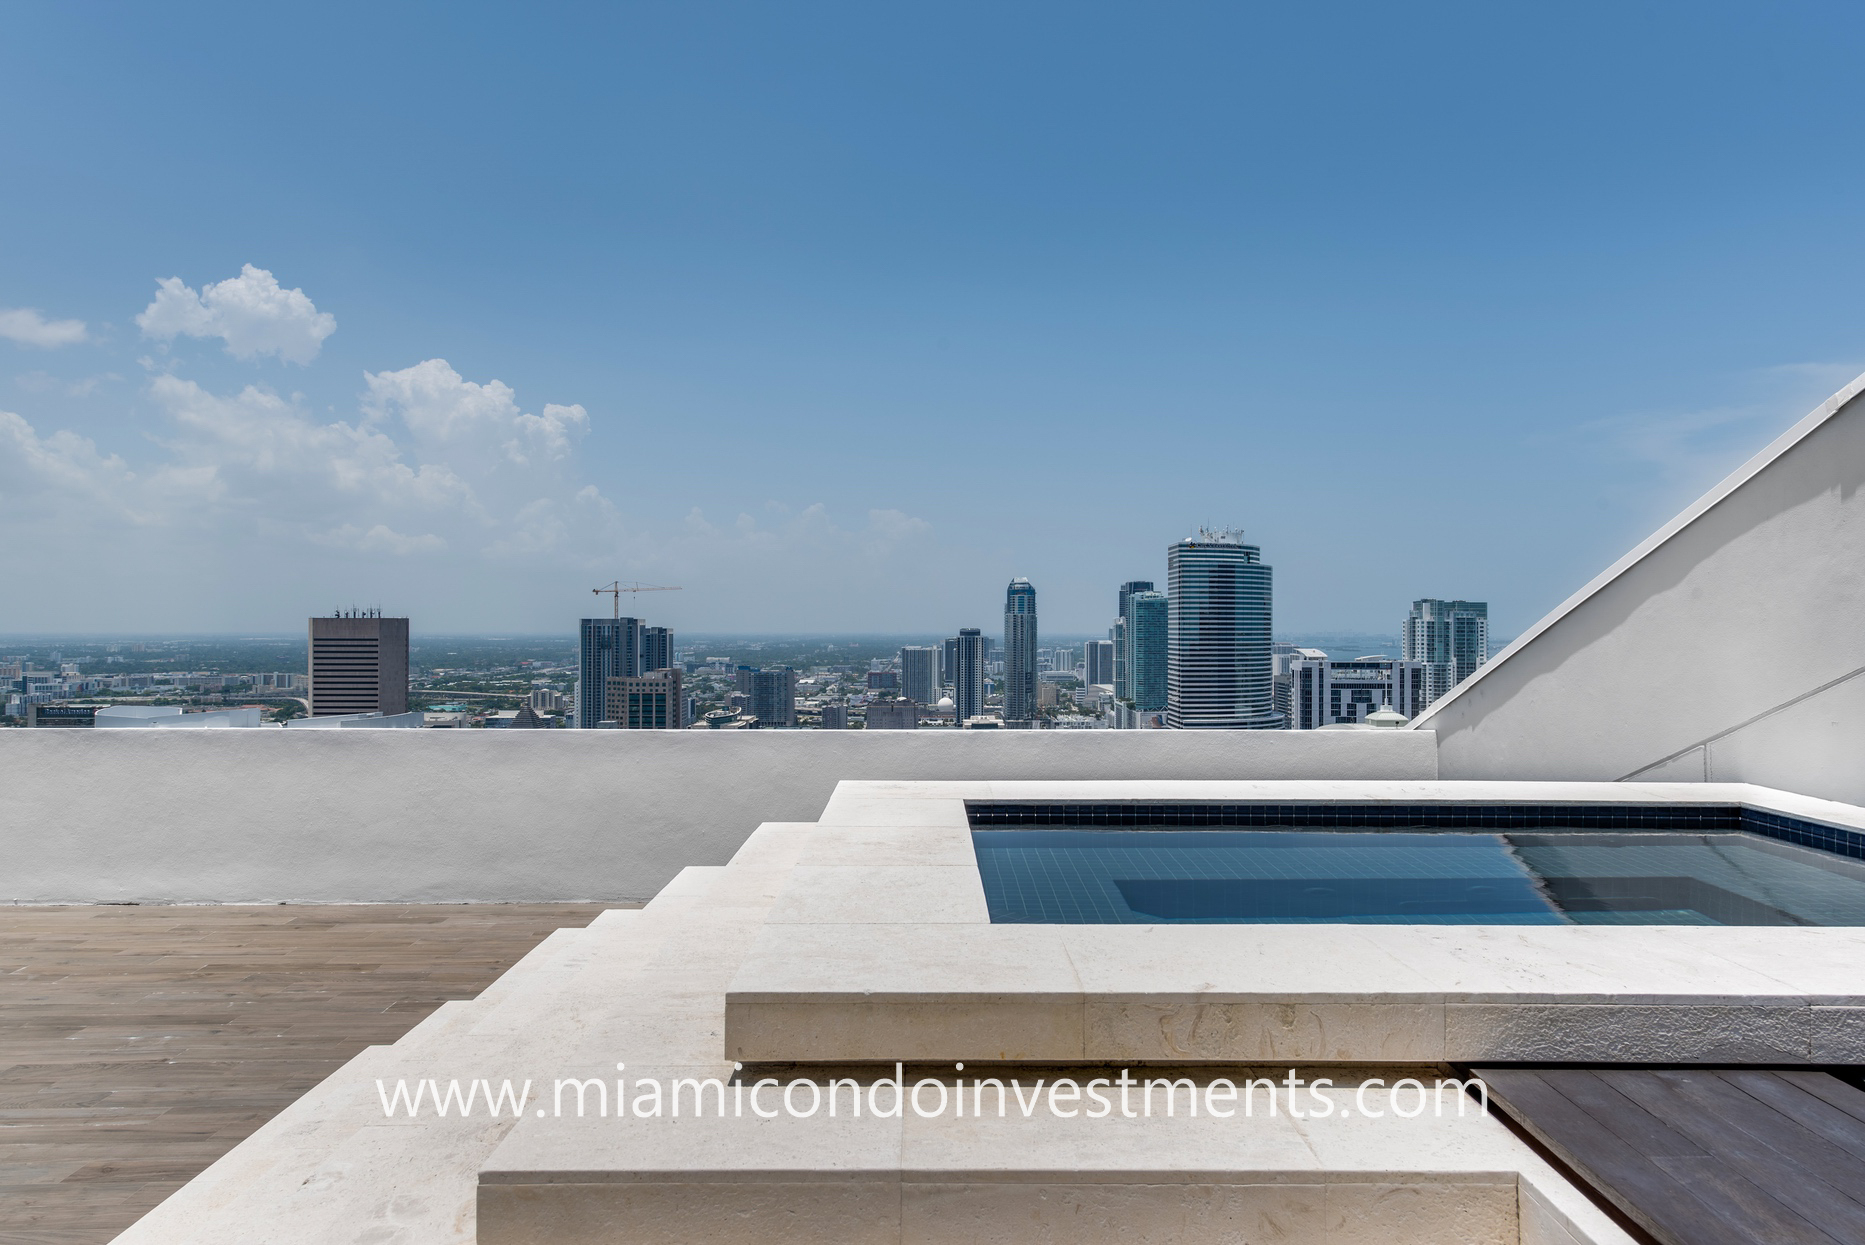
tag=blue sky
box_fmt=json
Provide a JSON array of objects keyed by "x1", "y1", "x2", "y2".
[{"x1": 3, "y1": 3, "x2": 1863, "y2": 639}]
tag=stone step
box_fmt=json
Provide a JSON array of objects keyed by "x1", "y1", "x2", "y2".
[{"x1": 113, "y1": 824, "x2": 816, "y2": 1244}]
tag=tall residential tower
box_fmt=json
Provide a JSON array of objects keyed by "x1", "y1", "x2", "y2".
[
  {"x1": 749, "y1": 667, "x2": 798, "y2": 728},
  {"x1": 577, "y1": 616, "x2": 641, "y2": 728},
  {"x1": 640, "y1": 625, "x2": 674, "y2": 675},
  {"x1": 950, "y1": 628, "x2": 987, "y2": 725},
  {"x1": 1402, "y1": 599, "x2": 1489, "y2": 708},
  {"x1": 1002, "y1": 578, "x2": 1038, "y2": 722},
  {"x1": 1112, "y1": 580, "x2": 1153, "y2": 699},
  {"x1": 1165, "y1": 529, "x2": 1279, "y2": 729},
  {"x1": 1126, "y1": 589, "x2": 1168, "y2": 712},
  {"x1": 898, "y1": 646, "x2": 939, "y2": 705}
]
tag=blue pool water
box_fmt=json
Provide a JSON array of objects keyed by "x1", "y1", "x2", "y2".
[{"x1": 970, "y1": 829, "x2": 1865, "y2": 925}]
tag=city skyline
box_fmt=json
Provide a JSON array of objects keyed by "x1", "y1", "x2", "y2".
[
  {"x1": 7, "y1": 7, "x2": 1863, "y2": 637},
  {"x1": 0, "y1": 532, "x2": 1485, "y2": 650}
]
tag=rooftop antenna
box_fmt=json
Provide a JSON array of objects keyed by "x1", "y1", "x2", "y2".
[{"x1": 592, "y1": 581, "x2": 682, "y2": 620}]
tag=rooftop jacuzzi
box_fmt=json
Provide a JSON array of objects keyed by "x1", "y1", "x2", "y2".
[{"x1": 966, "y1": 802, "x2": 1865, "y2": 925}]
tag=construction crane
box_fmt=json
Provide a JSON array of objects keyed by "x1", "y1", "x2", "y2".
[{"x1": 592, "y1": 581, "x2": 682, "y2": 619}]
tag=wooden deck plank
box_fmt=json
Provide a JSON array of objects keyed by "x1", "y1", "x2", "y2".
[
  {"x1": 1642, "y1": 1155, "x2": 1843, "y2": 1245},
  {"x1": 1473, "y1": 1068, "x2": 1745, "y2": 1245},
  {"x1": 1479, "y1": 1067, "x2": 1865, "y2": 1245},
  {"x1": 1534, "y1": 1069, "x2": 1712, "y2": 1158},
  {"x1": 1647, "y1": 1071, "x2": 1865, "y2": 1217},
  {"x1": 1719, "y1": 1070, "x2": 1865, "y2": 1161},
  {"x1": 1542, "y1": 1070, "x2": 1839, "y2": 1245},
  {"x1": 0, "y1": 902, "x2": 628, "y2": 1245}
]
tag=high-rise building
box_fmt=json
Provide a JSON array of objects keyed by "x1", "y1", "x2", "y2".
[
  {"x1": 1110, "y1": 617, "x2": 1127, "y2": 698},
  {"x1": 1165, "y1": 529, "x2": 1279, "y2": 729},
  {"x1": 1083, "y1": 639, "x2": 1115, "y2": 686},
  {"x1": 865, "y1": 700, "x2": 919, "y2": 730},
  {"x1": 1127, "y1": 589, "x2": 1168, "y2": 712},
  {"x1": 640, "y1": 626, "x2": 673, "y2": 675},
  {"x1": 1112, "y1": 580, "x2": 1154, "y2": 699},
  {"x1": 749, "y1": 667, "x2": 797, "y2": 728},
  {"x1": 1273, "y1": 645, "x2": 1327, "y2": 725},
  {"x1": 898, "y1": 646, "x2": 938, "y2": 705},
  {"x1": 1287, "y1": 655, "x2": 1427, "y2": 729},
  {"x1": 308, "y1": 613, "x2": 409, "y2": 717},
  {"x1": 950, "y1": 628, "x2": 987, "y2": 725},
  {"x1": 604, "y1": 668, "x2": 685, "y2": 729},
  {"x1": 577, "y1": 617, "x2": 641, "y2": 728},
  {"x1": 1002, "y1": 578, "x2": 1038, "y2": 721},
  {"x1": 820, "y1": 702, "x2": 849, "y2": 730},
  {"x1": 941, "y1": 637, "x2": 957, "y2": 687},
  {"x1": 1402, "y1": 599, "x2": 1490, "y2": 708},
  {"x1": 1038, "y1": 646, "x2": 1076, "y2": 675}
]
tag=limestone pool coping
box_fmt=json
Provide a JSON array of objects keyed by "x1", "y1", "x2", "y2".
[{"x1": 723, "y1": 780, "x2": 1865, "y2": 1065}]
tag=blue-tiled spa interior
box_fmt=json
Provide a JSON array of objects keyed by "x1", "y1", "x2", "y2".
[{"x1": 967, "y1": 803, "x2": 1865, "y2": 925}]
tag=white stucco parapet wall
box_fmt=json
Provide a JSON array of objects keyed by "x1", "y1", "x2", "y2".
[
  {"x1": 1415, "y1": 369, "x2": 1865, "y2": 806},
  {"x1": 724, "y1": 780, "x2": 1865, "y2": 1067},
  {"x1": 0, "y1": 728, "x2": 1435, "y2": 904}
]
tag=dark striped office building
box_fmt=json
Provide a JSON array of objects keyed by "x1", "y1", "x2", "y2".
[{"x1": 308, "y1": 614, "x2": 410, "y2": 717}]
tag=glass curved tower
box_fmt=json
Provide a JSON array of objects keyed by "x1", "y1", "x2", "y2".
[
  {"x1": 1003, "y1": 577, "x2": 1038, "y2": 722},
  {"x1": 1166, "y1": 530, "x2": 1279, "y2": 729}
]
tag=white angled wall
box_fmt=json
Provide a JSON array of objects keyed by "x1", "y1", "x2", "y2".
[
  {"x1": 1418, "y1": 371, "x2": 1865, "y2": 805},
  {"x1": 0, "y1": 729, "x2": 1436, "y2": 903}
]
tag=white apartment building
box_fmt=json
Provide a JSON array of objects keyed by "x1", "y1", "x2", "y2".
[
  {"x1": 1287, "y1": 653, "x2": 1428, "y2": 729},
  {"x1": 1403, "y1": 598, "x2": 1489, "y2": 707}
]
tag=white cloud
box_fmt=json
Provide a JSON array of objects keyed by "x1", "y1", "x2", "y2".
[
  {"x1": 509, "y1": 402, "x2": 589, "y2": 464},
  {"x1": 483, "y1": 497, "x2": 571, "y2": 558},
  {"x1": 312, "y1": 523, "x2": 447, "y2": 556},
  {"x1": 1, "y1": 342, "x2": 957, "y2": 629},
  {"x1": 482, "y1": 486, "x2": 625, "y2": 561},
  {"x1": 16, "y1": 371, "x2": 119, "y2": 397},
  {"x1": 0, "y1": 409, "x2": 133, "y2": 509},
  {"x1": 674, "y1": 502, "x2": 933, "y2": 562},
  {"x1": 363, "y1": 358, "x2": 519, "y2": 441},
  {"x1": 0, "y1": 405, "x2": 216, "y2": 532},
  {"x1": 66, "y1": 374, "x2": 118, "y2": 398},
  {"x1": 363, "y1": 359, "x2": 592, "y2": 477},
  {"x1": 137, "y1": 264, "x2": 336, "y2": 364},
  {"x1": 1586, "y1": 362, "x2": 1865, "y2": 489},
  {"x1": 865, "y1": 507, "x2": 932, "y2": 546},
  {"x1": 1, "y1": 358, "x2": 619, "y2": 583},
  {"x1": 148, "y1": 374, "x2": 478, "y2": 515},
  {"x1": 0, "y1": 308, "x2": 88, "y2": 348}
]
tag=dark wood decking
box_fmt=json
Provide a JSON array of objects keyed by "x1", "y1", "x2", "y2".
[
  {"x1": 0, "y1": 903, "x2": 626, "y2": 1245},
  {"x1": 1477, "y1": 1066, "x2": 1865, "y2": 1245}
]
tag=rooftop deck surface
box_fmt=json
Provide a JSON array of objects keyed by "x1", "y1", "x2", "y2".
[
  {"x1": 1478, "y1": 1066, "x2": 1865, "y2": 1245},
  {"x1": 0, "y1": 903, "x2": 626, "y2": 1245}
]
